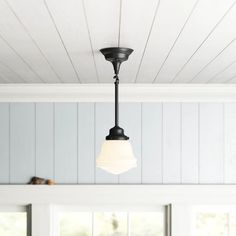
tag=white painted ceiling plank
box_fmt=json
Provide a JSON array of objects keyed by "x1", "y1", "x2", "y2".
[
  {"x1": 6, "y1": 0, "x2": 80, "y2": 83},
  {"x1": 209, "y1": 60, "x2": 236, "y2": 83},
  {"x1": 45, "y1": 0, "x2": 98, "y2": 83},
  {"x1": 0, "y1": 74, "x2": 8, "y2": 83},
  {"x1": 173, "y1": 1, "x2": 236, "y2": 83},
  {"x1": 83, "y1": 0, "x2": 120, "y2": 83},
  {"x1": 0, "y1": 0, "x2": 60, "y2": 83},
  {"x1": 0, "y1": 0, "x2": 235, "y2": 84},
  {"x1": 135, "y1": 0, "x2": 197, "y2": 83},
  {"x1": 227, "y1": 76, "x2": 236, "y2": 83},
  {"x1": 155, "y1": 0, "x2": 236, "y2": 83},
  {"x1": 0, "y1": 62, "x2": 24, "y2": 83},
  {"x1": 118, "y1": 0, "x2": 159, "y2": 83},
  {"x1": 0, "y1": 38, "x2": 41, "y2": 83},
  {"x1": 190, "y1": 39, "x2": 236, "y2": 83}
]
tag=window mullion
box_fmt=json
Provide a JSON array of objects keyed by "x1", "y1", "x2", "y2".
[
  {"x1": 27, "y1": 204, "x2": 32, "y2": 236},
  {"x1": 127, "y1": 212, "x2": 130, "y2": 236},
  {"x1": 31, "y1": 204, "x2": 52, "y2": 236},
  {"x1": 228, "y1": 213, "x2": 230, "y2": 236},
  {"x1": 92, "y1": 212, "x2": 94, "y2": 236}
]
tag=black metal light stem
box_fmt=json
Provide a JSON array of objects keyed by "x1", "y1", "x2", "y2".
[
  {"x1": 114, "y1": 75, "x2": 119, "y2": 126},
  {"x1": 100, "y1": 47, "x2": 133, "y2": 140}
]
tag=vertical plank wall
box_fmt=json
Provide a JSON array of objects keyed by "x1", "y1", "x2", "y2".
[{"x1": 0, "y1": 102, "x2": 235, "y2": 184}]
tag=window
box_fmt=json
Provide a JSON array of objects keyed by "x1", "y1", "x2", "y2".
[
  {"x1": 192, "y1": 206, "x2": 236, "y2": 236},
  {"x1": 2, "y1": 185, "x2": 235, "y2": 236},
  {"x1": 0, "y1": 206, "x2": 28, "y2": 236},
  {"x1": 58, "y1": 209, "x2": 165, "y2": 236}
]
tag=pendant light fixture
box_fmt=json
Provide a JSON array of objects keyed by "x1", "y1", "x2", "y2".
[{"x1": 96, "y1": 47, "x2": 137, "y2": 175}]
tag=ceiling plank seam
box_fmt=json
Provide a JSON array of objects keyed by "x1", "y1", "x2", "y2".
[
  {"x1": 43, "y1": 0, "x2": 82, "y2": 83},
  {"x1": 207, "y1": 59, "x2": 236, "y2": 83},
  {"x1": 153, "y1": 0, "x2": 200, "y2": 83},
  {"x1": 190, "y1": 38, "x2": 236, "y2": 83},
  {"x1": 225, "y1": 73, "x2": 236, "y2": 83},
  {"x1": 4, "y1": 0, "x2": 63, "y2": 83},
  {"x1": 134, "y1": 0, "x2": 161, "y2": 83},
  {"x1": 0, "y1": 60, "x2": 26, "y2": 83},
  {"x1": 81, "y1": 0, "x2": 100, "y2": 83},
  {"x1": 171, "y1": 0, "x2": 236, "y2": 83},
  {"x1": 0, "y1": 33, "x2": 45, "y2": 83}
]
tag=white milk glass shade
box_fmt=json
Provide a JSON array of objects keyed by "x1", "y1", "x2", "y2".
[{"x1": 96, "y1": 140, "x2": 137, "y2": 175}]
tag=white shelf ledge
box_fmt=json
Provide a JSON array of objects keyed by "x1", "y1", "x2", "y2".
[
  {"x1": 1, "y1": 185, "x2": 236, "y2": 204},
  {"x1": 1, "y1": 185, "x2": 236, "y2": 236}
]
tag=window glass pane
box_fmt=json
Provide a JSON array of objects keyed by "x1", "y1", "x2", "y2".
[
  {"x1": 0, "y1": 212, "x2": 27, "y2": 236},
  {"x1": 94, "y1": 212, "x2": 127, "y2": 236},
  {"x1": 130, "y1": 212, "x2": 164, "y2": 236},
  {"x1": 60, "y1": 212, "x2": 92, "y2": 236},
  {"x1": 59, "y1": 210, "x2": 165, "y2": 236},
  {"x1": 230, "y1": 214, "x2": 236, "y2": 235},
  {"x1": 195, "y1": 213, "x2": 228, "y2": 236}
]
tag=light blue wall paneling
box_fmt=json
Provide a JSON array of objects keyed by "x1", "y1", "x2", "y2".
[
  {"x1": 142, "y1": 103, "x2": 163, "y2": 183},
  {"x1": 181, "y1": 103, "x2": 199, "y2": 183},
  {"x1": 119, "y1": 103, "x2": 142, "y2": 183},
  {"x1": 0, "y1": 103, "x2": 9, "y2": 183},
  {"x1": 54, "y1": 103, "x2": 78, "y2": 183},
  {"x1": 0, "y1": 102, "x2": 231, "y2": 184},
  {"x1": 199, "y1": 103, "x2": 224, "y2": 183},
  {"x1": 10, "y1": 103, "x2": 35, "y2": 183},
  {"x1": 78, "y1": 103, "x2": 95, "y2": 183},
  {"x1": 225, "y1": 103, "x2": 236, "y2": 183},
  {"x1": 35, "y1": 103, "x2": 54, "y2": 180},
  {"x1": 162, "y1": 103, "x2": 181, "y2": 183}
]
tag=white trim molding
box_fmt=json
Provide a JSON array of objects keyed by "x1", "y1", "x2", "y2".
[
  {"x1": 1, "y1": 84, "x2": 236, "y2": 102},
  {"x1": 1, "y1": 185, "x2": 236, "y2": 205}
]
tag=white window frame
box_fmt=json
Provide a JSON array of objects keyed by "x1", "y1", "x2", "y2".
[
  {"x1": 0, "y1": 205, "x2": 27, "y2": 212},
  {"x1": 1, "y1": 185, "x2": 236, "y2": 236}
]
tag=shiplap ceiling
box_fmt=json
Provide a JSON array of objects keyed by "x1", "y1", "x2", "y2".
[{"x1": 0, "y1": 0, "x2": 236, "y2": 83}]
